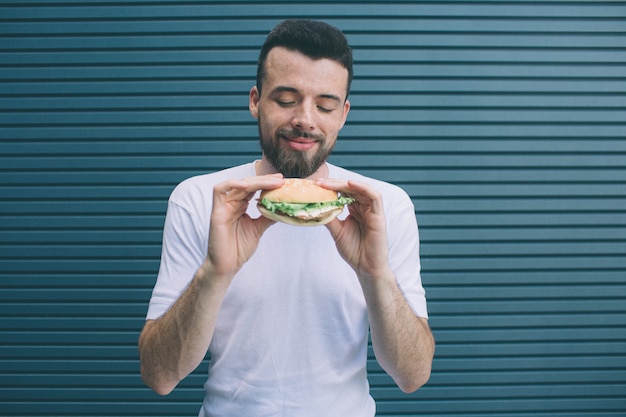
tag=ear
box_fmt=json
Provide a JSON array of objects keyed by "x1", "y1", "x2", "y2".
[
  {"x1": 339, "y1": 99, "x2": 350, "y2": 129},
  {"x1": 249, "y1": 86, "x2": 260, "y2": 119}
]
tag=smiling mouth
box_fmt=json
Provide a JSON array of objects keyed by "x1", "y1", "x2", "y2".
[
  {"x1": 289, "y1": 136, "x2": 314, "y2": 143},
  {"x1": 283, "y1": 135, "x2": 317, "y2": 151}
]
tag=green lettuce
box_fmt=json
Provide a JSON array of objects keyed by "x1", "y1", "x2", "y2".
[{"x1": 260, "y1": 195, "x2": 354, "y2": 216}]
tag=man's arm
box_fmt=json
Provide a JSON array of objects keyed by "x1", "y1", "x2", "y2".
[
  {"x1": 360, "y1": 267, "x2": 434, "y2": 392},
  {"x1": 138, "y1": 175, "x2": 282, "y2": 395},
  {"x1": 320, "y1": 178, "x2": 435, "y2": 392},
  {"x1": 138, "y1": 263, "x2": 231, "y2": 395}
]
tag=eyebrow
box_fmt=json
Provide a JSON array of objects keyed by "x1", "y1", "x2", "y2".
[{"x1": 271, "y1": 86, "x2": 343, "y2": 103}]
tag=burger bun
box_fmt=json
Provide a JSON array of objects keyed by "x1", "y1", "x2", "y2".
[{"x1": 258, "y1": 178, "x2": 344, "y2": 226}]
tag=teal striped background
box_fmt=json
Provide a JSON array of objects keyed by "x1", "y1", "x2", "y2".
[{"x1": 1, "y1": 1, "x2": 625, "y2": 415}]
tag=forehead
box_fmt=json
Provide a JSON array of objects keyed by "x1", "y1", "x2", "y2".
[{"x1": 263, "y1": 47, "x2": 349, "y2": 100}]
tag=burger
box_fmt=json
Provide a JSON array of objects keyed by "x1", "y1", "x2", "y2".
[{"x1": 258, "y1": 178, "x2": 354, "y2": 226}]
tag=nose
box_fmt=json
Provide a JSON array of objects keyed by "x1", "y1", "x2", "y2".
[{"x1": 291, "y1": 103, "x2": 315, "y2": 132}]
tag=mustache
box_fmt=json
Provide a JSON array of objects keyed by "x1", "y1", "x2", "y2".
[{"x1": 277, "y1": 128, "x2": 324, "y2": 142}]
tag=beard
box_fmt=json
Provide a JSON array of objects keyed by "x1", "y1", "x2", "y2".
[{"x1": 259, "y1": 126, "x2": 335, "y2": 178}]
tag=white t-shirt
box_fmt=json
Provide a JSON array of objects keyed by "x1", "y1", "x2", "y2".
[{"x1": 147, "y1": 162, "x2": 427, "y2": 417}]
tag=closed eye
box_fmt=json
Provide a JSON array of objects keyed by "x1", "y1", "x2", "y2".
[{"x1": 277, "y1": 100, "x2": 296, "y2": 107}]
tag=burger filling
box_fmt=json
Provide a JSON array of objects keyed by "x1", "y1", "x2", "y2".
[{"x1": 260, "y1": 196, "x2": 354, "y2": 220}]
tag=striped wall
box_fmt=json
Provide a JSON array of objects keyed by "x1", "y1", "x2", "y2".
[{"x1": 1, "y1": 1, "x2": 625, "y2": 416}]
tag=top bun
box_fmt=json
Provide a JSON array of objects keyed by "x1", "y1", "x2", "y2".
[{"x1": 261, "y1": 178, "x2": 337, "y2": 203}]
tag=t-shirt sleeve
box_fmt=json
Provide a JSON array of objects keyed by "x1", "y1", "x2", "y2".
[
  {"x1": 145, "y1": 197, "x2": 207, "y2": 320},
  {"x1": 386, "y1": 188, "x2": 428, "y2": 319}
]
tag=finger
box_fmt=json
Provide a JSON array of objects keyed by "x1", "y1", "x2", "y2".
[
  {"x1": 316, "y1": 179, "x2": 382, "y2": 209},
  {"x1": 315, "y1": 178, "x2": 367, "y2": 197},
  {"x1": 215, "y1": 175, "x2": 284, "y2": 200},
  {"x1": 324, "y1": 215, "x2": 342, "y2": 238},
  {"x1": 314, "y1": 177, "x2": 348, "y2": 193}
]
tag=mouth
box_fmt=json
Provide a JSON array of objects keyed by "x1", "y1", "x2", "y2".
[{"x1": 282, "y1": 135, "x2": 318, "y2": 152}]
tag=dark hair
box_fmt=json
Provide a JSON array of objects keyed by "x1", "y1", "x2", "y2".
[{"x1": 256, "y1": 19, "x2": 353, "y2": 97}]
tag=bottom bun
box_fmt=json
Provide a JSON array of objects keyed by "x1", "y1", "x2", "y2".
[{"x1": 258, "y1": 205, "x2": 342, "y2": 226}]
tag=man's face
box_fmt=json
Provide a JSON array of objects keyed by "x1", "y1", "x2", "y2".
[{"x1": 249, "y1": 47, "x2": 351, "y2": 178}]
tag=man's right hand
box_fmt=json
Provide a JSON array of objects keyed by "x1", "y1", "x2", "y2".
[{"x1": 201, "y1": 173, "x2": 284, "y2": 282}]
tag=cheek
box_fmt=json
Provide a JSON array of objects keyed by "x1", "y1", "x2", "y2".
[
  {"x1": 257, "y1": 112, "x2": 278, "y2": 140},
  {"x1": 321, "y1": 119, "x2": 344, "y2": 140},
  {"x1": 259, "y1": 106, "x2": 290, "y2": 128},
  {"x1": 323, "y1": 109, "x2": 348, "y2": 129}
]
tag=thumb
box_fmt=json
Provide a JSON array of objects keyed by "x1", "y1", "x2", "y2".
[
  {"x1": 324, "y1": 217, "x2": 344, "y2": 241},
  {"x1": 254, "y1": 214, "x2": 277, "y2": 236}
]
